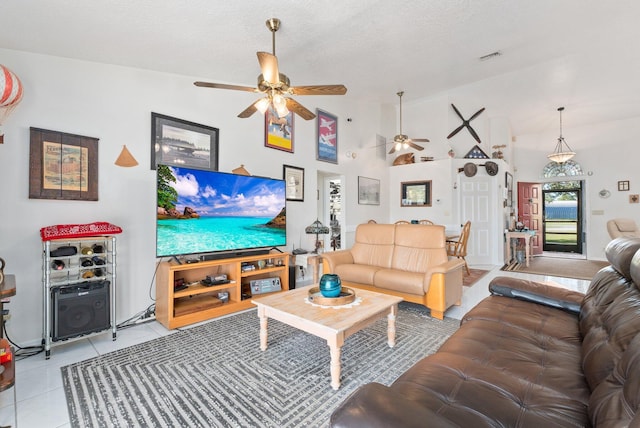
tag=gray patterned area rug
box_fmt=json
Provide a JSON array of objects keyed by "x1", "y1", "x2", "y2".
[{"x1": 62, "y1": 302, "x2": 459, "y2": 428}]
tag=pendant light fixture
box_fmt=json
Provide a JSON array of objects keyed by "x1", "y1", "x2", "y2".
[{"x1": 547, "y1": 107, "x2": 575, "y2": 163}]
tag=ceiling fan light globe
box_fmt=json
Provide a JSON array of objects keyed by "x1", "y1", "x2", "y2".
[
  {"x1": 395, "y1": 142, "x2": 402, "y2": 152},
  {"x1": 256, "y1": 97, "x2": 270, "y2": 114},
  {"x1": 276, "y1": 104, "x2": 289, "y2": 118},
  {"x1": 402, "y1": 143, "x2": 409, "y2": 149}
]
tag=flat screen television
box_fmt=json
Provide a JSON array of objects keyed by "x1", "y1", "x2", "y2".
[{"x1": 156, "y1": 165, "x2": 286, "y2": 258}]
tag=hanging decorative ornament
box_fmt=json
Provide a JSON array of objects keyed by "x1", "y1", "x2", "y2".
[{"x1": 0, "y1": 64, "x2": 24, "y2": 144}]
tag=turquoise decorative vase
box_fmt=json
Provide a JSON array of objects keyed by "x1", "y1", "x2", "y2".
[{"x1": 319, "y1": 274, "x2": 342, "y2": 298}]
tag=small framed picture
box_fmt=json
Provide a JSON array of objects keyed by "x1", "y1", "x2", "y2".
[
  {"x1": 151, "y1": 113, "x2": 219, "y2": 171},
  {"x1": 316, "y1": 109, "x2": 338, "y2": 164},
  {"x1": 358, "y1": 176, "x2": 380, "y2": 205},
  {"x1": 630, "y1": 194, "x2": 639, "y2": 204},
  {"x1": 618, "y1": 180, "x2": 630, "y2": 191},
  {"x1": 265, "y1": 107, "x2": 294, "y2": 153},
  {"x1": 29, "y1": 127, "x2": 99, "y2": 201},
  {"x1": 401, "y1": 180, "x2": 432, "y2": 207},
  {"x1": 283, "y1": 164, "x2": 304, "y2": 202}
]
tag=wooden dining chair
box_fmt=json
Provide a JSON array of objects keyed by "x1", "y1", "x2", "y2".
[
  {"x1": 395, "y1": 220, "x2": 410, "y2": 224},
  {"x1": 447, "y1": 221, "x2": 471, "y2": 275},
  {"x1": 367, "y1": 219, "x2": 377, "y2": 224},
  {"x1": 418, "y1": 219, "x2": 434, "y2": 225}
]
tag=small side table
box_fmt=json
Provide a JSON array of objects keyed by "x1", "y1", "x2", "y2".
[
  {"x1": 505, "y1": 231, "x2": 535, "y2": 267},
  {"x1": 292, "y1": 253, "x2": 321, "y2": 284},
  {"x1": 0, "y1": 275, "x2": 16, "y2": 338}
]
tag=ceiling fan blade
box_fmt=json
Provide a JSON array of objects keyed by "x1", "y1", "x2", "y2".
[
  {"x1": 467, "y1": 125, "x2": 482, "y2": 144},
  {"x1": 194, "y1": 81, "x2": 257, "y2": 92},
  {"x1": 388, "y1": 145, "x2": 398, "y2": 154},
  {"x1": 257, "y1": 51, "x2": 280, "y2": 85},
  {"x1": 285, "y1": 98, "x2": 316, "y2": 120},
  {"x1": 447, "y1": 125, "x2": 465, "y2": 139},
  {"x1": 412, "y1": 138, "x2": 430, "y2": 143},
  {"x1": 237, "y1": 101, "x2": 259, "y2": 118},
  {"x1": 407, "y1": 141, "x2": 425, "y2": 151},
  {"x1": 291, "y1": 85, "x2": 347, "y2": 96},
  {"x1": 469, "y1": 107, "x2": 486, "y2": 121}
]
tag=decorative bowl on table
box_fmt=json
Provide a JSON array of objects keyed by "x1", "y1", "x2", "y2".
[{"x1": 318, "y1": 273, "x2": 342, "y2": 297}]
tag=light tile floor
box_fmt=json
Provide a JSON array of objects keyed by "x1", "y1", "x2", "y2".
[{"x1": 0, "y1": 263, "x2": 591, "y2": 428}]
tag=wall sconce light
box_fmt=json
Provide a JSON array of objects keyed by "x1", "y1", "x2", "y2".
[{"x1": 114, "y1": 145, "x2": 138, "y2": 167}]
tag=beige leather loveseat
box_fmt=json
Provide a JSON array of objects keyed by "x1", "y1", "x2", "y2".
[{"x1": 321, "y1": 223, "x2": 465, "y2": 319}]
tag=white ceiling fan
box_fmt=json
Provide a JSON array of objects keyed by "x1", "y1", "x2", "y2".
[{"x1": 388, "y1": 91, "x2": 429, "y2": 154}]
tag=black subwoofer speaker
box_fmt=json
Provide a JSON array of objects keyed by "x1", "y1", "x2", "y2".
[{"x1": 51, "y1": 280, "x2": 110, "y2": 341}]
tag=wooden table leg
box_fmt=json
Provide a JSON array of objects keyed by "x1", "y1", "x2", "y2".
[
  {"x1": 257, "y1": 306, "x2": 268, "y2": 351},
  {"x1": 525, "y1": 236, "x2": 531, "y2": 267},
  {"x1": 387, "y1": 304, "x2": 397, "y2": 348},
  {"x1": 329, "y1": 343, "x2": 341, "y2": 390}
]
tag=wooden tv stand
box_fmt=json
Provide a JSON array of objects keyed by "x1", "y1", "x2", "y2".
[{"x1": 156, "y1": 252, "x2": 289, "y2": 329}]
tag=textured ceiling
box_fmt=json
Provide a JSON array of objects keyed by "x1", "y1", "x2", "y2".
[{"x1": 2, "y1": 0, "x2": 639, "y2": 135}]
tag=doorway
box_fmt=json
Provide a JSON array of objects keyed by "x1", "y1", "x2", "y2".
[
  {"x1": 318, "y1": 172, "x2": 345, "y2": 252},
  {"x1": 542, "y1": 181, "x2": 583, "y2": 254}
]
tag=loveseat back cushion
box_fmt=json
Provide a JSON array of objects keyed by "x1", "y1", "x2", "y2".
[
  {"x1": 390, "y1": 224, "x2": 447, "y2": 273},
  {"x1": 334, "y1": 264, "x2": 382, "y2": 285},
  {"x1": 350, "y1": 224, "x2": 395, "y2": 268},
  {"x1": 580, "y1": 237, "x2": 640, "y2": 392}
]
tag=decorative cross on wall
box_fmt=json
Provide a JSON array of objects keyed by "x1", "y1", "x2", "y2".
[{"x1": 447, "y1": 104, "x2": 485, "y2": 144}]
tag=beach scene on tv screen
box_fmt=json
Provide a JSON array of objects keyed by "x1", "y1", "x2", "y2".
[{"x1": 157, "y1": 166, "x2": 286, "y2": 257}]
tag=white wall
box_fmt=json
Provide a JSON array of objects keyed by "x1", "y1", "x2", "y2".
[{"x1": 0, "y1": 48, "x2": 385, "y2": 345}]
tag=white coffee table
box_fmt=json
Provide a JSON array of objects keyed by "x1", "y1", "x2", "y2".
[{"x1": 252, "y1": 285, "x2": 403, "y2": 390}]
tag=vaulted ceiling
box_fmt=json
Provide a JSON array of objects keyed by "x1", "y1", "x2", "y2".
[{"x1": 2, "y1": 0, "x2": 639, "y2": 135}]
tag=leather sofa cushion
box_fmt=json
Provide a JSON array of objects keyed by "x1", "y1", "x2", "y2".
[
  {"x1": 374, "y1": 269, "x2": 424, "y2": 295},
  {"x1": 391, "y1": 224, "x2": 448, "y2": 273},
  {"x1": 457, "y1": 295, "x2": 588, "y2": 401},
  {"x1": 389, "y1": 295, "x2": 590, "y2": 427},
  {"x1": 391, "y1": 351, "x2": 589, "y2": 427},
  {"x1": 350, "y1": 223, "x2": 395, "y2": 269}
]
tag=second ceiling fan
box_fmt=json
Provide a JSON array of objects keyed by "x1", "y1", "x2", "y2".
[
  {"x1": 389, "y1": 91, "x2": 429, "y2": 154},
  {"x1": 194, "y1": 18, "x2": 347, "y2": 120}
]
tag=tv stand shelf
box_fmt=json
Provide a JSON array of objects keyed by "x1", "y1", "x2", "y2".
[{"x1": 156, "y1": 252, "x2": 289, "y2": 329}]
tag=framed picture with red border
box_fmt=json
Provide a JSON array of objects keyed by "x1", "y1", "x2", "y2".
[{"x1": 316, "y1": 109, "x2": 338, "y2": 163}]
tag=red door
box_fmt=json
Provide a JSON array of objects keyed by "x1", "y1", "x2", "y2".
[{"x1": 518, "y1": 182, "x2": 543, "y2": 255}]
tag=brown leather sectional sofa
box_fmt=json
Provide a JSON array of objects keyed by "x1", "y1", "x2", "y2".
[
  {"x1": 322, "y1": 223, "x2": 465, "y2": 319},
  {"x1": 330, "y1": 237, "x2": 640, "y2": 427}
]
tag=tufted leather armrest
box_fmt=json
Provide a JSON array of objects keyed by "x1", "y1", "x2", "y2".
[{"x1": 489, "y1": 276, "x2": 584, "y2": 314}]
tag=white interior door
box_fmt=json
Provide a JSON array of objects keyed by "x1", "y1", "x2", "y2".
[{"x1": 459, "y1": 174, "x2": 496, "y2": 265}]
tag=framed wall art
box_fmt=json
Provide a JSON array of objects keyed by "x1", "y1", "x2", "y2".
[
  {"x1": 151, "y1": 112, "x2": 219, "y2": 171},
  {"x1": 401, "y1": 180, "x2": 432, "y2": 207},
  {"x1": 29, "y1": 127, "x2": 99, "y2": 201},
  {"x1": 283, "y1": 164, "x2": 304, "y2": 202},
  {"x1": 618, "y1": 180, "x2": 630, "y2": 191},
  {"x1": 358, "y1": 176, "x2": 380, "y2": 205},
  {"x1": 265, "y1": 107, "x2": 294, "y2": 152},
  {"x1": 316, "y1": 109, "x2": 338, "y2": 164},
  {"x1": 505, "y1": 171, "x2": 514, "y2": 208}
]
